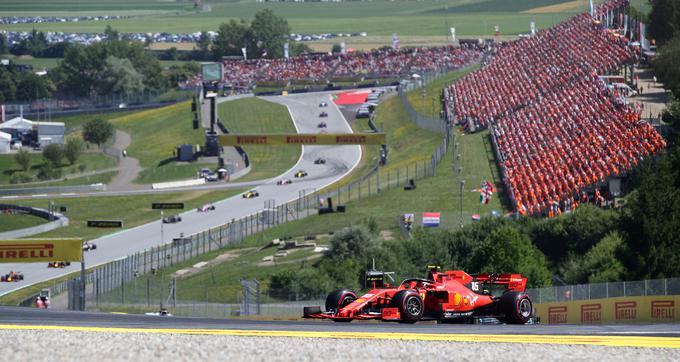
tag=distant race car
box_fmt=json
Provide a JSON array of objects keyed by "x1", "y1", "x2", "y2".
[
  {"x1": 317, "y1": 121, "x2": 327, "y2": 128},
  {"x1": 294, "y1": 170, "x2": 308, "y2": 178},
  {"x1": 162, "y1": 215, "x2": 182, "y2": 224},
  {"x1": 197, "y1": 204, "x2": 216, "y2": 212},
  {"x1": 82, "y1": 242, "x2": 97, "y2": 252},
  {"x1": 277, "y1": 178, "x2": 292, "y2": 185},
  {"x1": 319, "y1": 111, "x2": 328, "y2": 118},
  {"x1": 47, "y1": 262, "x2": 71, "y2": 268},
  {"x1": 314, "y1": 158, "x2": 326, "y2": 165},
  {"x1": 304, "y1": 266, "x2": 535, "y2": 324},
  {"x1": 1, "y1": 271, "x2": 24, "y2": 282},
  {"x1": 145, "y1": 309, "x2": 172, "y2": 317},
  {"x1": 243, "y1": 190, "x2": 260, "y2": 198},
  {"x1": 319, "y1": 102, "x2": 328, "y2": 107}
]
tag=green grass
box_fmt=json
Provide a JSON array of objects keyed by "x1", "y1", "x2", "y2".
[
  {"x1": 110, "y1": 101, "x2": 206, "y2": 184},
  {"x1": 218, "y1": 97, "x2": 300, "y2": 181},
  {"x1": 0, "y1": 212, "x2": 46, "y2": 232},
  {"x1": 0, "y1": 152, "x2": 116, "y2": 185},
  {"x1": 94, "y1": 132, "x2": 506, "y2": 304},
  {"x1": 406, "y1": 65, "x2": 480, "y2": 116},
  {"x1": 13, "y1": 188, "x2": 246, "y2": 241},
  {"x1": 0, "y1": 0, "x2": 594, "y2": 36},
  {"x1": 0, "y1": 171, "x2": 117, "y2": 189}
]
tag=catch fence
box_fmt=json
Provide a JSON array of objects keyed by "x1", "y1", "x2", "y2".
[{"x1": 526, "y1": 277, "x2": 680, "y2": 304}]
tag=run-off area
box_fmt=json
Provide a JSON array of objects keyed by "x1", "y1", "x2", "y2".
[{"x1": 0, "y1": 330, "x2": 678, "y2": 361}]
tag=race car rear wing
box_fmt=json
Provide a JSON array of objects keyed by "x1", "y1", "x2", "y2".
[{"x1": 470, "y1": 273, "x2": 528, "y2": 292}]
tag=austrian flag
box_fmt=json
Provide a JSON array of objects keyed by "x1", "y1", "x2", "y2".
[{"x1": 422, "y1": 212, "x2": 441, "y2": 227}]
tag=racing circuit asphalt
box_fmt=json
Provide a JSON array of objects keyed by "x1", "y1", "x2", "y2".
[{"x1": 0, "y1": 93, "x2": 362, "y2": 296}]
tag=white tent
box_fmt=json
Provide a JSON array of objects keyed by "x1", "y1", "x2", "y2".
[
  {"x1": 0, "y1": 131, "x2": 11, "y2": 154},
  {"x1": 1, "y1": 117, "x2": 34, "y2": 132}
]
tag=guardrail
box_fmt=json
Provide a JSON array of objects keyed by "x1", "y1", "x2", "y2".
[{"x1": 0, "y1": 204, "x2": 69, "y2": 239}]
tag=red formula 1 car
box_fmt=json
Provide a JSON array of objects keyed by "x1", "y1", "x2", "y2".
[
  {"x1": 1, "y1": 271, "x2": 24, "y2": 282},
  {"x1": 304, "y1": 267, "x2": 535, "y2": 324}
]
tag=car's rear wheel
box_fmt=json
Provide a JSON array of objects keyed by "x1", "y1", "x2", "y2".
[
  {"x1": 390, "y1": 290, "x2": 423, "y2": 323},
  {"x1": 499, "y1": 291, "x2": 533, "y2": 324},
  {"x1": 325, "y1": 289, "x2": 357, "y2": 314}
]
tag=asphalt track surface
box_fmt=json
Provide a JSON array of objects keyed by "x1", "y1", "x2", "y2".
[
  {"x1": 0, "y1": 93, "x2": 361, "y2": 296},
  {"x1": 0, "y1": 306, "x2": 679, "y2": 349}
]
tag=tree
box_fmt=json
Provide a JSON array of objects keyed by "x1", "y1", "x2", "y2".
[
  {"x1": 560, "y1": 232, "x2": 625, "y2": 284},
  {"x1": 620, "y1": 147, "x2": 680, "y2": 279},
  {"x1": 331, "y1": 43, "x2": 342, "y2": 54},
  {"x1": 469, "y1": 225, "x2": 552, "y2": 287},
  {"x1": 42, "y1": 144, "x2": 64, "y2": 166},
  {"x1": 654, "y1": 35, "x2": 680, "y2": 97},
  {"x1": 15, "y1": 72, "x2": 54, "y2": 101},
  {"x1": 213, "y1": 19, "x2": 252, "y2": 59},
  {"x1": 249, "y1": 9, "x2": 290, "y2": 59},
  {"x1": 104, "y1": 25, "x2": 120, "y2": 41},
  {"x1": 289, "y1": 41, "x2": 312, "y2": 57},
  {"x1": 196, "y1": 31, "x2": 212, "y2": 60},
  {"x1": 327, "y1": 225, "x2": 376, "y2": 260},
  {"x1": 100, "y1": 56, "x2": 145, "y2": 96},
  {"x1": 83, "y1": 118, "x2": 114, "y2": 148},
  {"x1": 0, "y1": 33, "x2": 8, "y2": 54},
  {"x1": 648, "y1": 0, "x2": 679, "y2": 45},
  {"x1": 64, "y1": 138, "x2": 85, "y2": 165},
  {"x1": 14, "y1": 149, "x2": 31, "y2": 171},
  {"x1": 0, "y1": 68, "x2": 17, "y2": 102}
]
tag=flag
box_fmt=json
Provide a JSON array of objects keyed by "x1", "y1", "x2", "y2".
[
  {"x1": 422, "y1": 212, "x2": 440, "y2": 227},
  {"x1": 284, "y1": 42, "x2": 289, "y2": 59},
  {"x1": 392, "y1": 33, "x2": 400, "y2": 50},
  {"x1": 479, "y1": 180, "x2": 495, "y2": 205},
  {"x1": 589, "y1": 0, "x2": 594, "y2": 17},
  {"x1": 494, "y1": 25, "x2": 500, "y2": 36},
  {"x1": 530, "y1": 22, "x2": 536, "y2": 35},
  {"x1": 1, "y1": 105, "x2": 4, "y2": 123},
  {"x1": 241, "y1": 47, "x2": 247, "y2": 60},
  {"x1": 341, "y1": 41, "x2": 346, "y2": 55},
  {"x1": 450, "y1": 27, "x2": 456, "y2": 44},
  {"x1": 471, "y1": 214, "x2": 481, "y2": 221}
]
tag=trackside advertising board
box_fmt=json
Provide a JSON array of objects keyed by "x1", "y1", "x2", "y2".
[
  {"x1": 535, "y1": 295, "x2": 680, "y2": 324},
  {"x1": 219, "y1": 133, "x2": 386, "y2": 146},
  {"x1": 422, "y1": 212, "x2": 440, "y2": 227},
  {"x1": 0, "y1": 238, "x2": 83, "y2": 263}
]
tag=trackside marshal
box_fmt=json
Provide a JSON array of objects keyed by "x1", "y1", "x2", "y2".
[{"x1": 0, "y1": 238, "x2": 83, "y2": 262}]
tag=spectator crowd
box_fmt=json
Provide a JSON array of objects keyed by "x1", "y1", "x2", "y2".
[
  {"x1": 211, "y1": 45, "x2": 482, "y2": 88},
  {"x1": 443, "y1": 0, "x2": 666, "y2": 216}
]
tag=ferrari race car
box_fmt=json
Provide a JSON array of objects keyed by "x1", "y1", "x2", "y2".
[
  {"x1": 294, "y1": 170, "x2": 308, "y2": 178},
  {"x1": 317, "y1": 121, "x2": 327, "y2": 128},
  {"x1": 314, "y1": 158, "x2": 326, "y2": 165},
  {"x1": 47, "y1": 262, "x2": 71, "y2": 268},
  {"x1": 243, "y1": 190, "x2": 260, "y2": 198},
  {"x1": 319, "y1": 111, "x2": 328, "y2": 118},
  {"x1": 319, "y1": 102, "x2": 328, "y2": 107},
  {"x1": 162, "y1": 215, "x2": 182, "y2": 224},
  {"x1": 197, "y1": 203, "x2": 216, "y2": 212},
  {"x1": 1, "y1": 271, "x2": 24, "y2": 282},
  {"x1": 82, "y1": 242, "x2": 97, "y2": 252},
  {"x1": 277, "y1": 178, "x2": 292, "y2": 185},
  {"x1": 304, "y1": 267, "x2": 535, "y2": 324}
]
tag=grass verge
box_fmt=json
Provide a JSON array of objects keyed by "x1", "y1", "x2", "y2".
[
  {"x1": 0, "y1": 212, "x2": 46, "y2": 232},
  {"x1": 0, "y1": 152, "x2": 116, "y2": 185},
  {"x1": 218, "y1": 97, "x2": 301, "y2": 181}
]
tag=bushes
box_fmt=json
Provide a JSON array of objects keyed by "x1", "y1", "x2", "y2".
[{"x1": 9, "y1": 172, "x2": 33, "y2": 184}]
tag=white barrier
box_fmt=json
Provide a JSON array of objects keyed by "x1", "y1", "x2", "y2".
[{"x1": 152, "y1": 178, "x2": 206, "y2": 190}]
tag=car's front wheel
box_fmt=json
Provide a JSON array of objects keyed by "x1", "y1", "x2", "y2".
[
  {"x1": 390, "y1": 290, "x2": 423, "y2": 323},
  {"x1": 325, "y1": 289, "x2": 357, "y2": 314}
]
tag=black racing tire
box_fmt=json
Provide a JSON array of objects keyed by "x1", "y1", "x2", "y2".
[
  {"x1": 325, "y1": 289, "x2": 357, "y2": 313},
  {"x1": 390, "y1": 290, "x2": 424, "y2": 323},
  {"x1": 499, "y1": 291, "x2": 533, "y2": 324}
]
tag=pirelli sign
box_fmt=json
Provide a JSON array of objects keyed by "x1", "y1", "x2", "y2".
[
  {"x1": 0, "y1": 238, "x2": 83, "y2": 263},
  {"x1": 219, "y1": 133, "x2": 386, "y2": 146}
]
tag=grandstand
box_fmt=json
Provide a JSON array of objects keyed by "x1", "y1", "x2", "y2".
[{"x1": 443, "y1": 0, "x2": 666, "y2": 217}]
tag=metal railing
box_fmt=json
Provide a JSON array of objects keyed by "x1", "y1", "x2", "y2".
[{"x1": 526, "y1": 278, "x2": 680, "y2": 304}]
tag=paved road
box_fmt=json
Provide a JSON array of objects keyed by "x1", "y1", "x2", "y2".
[
  {"x1": 0, "y1": 93, "x2": 361, "y2": 297},
  {"x1": 107, "y1": 130, "x2": 143, "y2": 191},
  {"x1": 0, "y1": 306, "x2": 679, "y2": 338}
]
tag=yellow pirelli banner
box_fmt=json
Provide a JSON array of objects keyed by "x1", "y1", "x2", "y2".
[
  {"x1": 0, "y1": 238, "x2": 83, "y2": 263},
  {"x1": 535, "y1": 295, "x2": 680, "y2": 324},
  {"x1": 219, "y1": 133, "x2": 386, "y2": 146}
]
